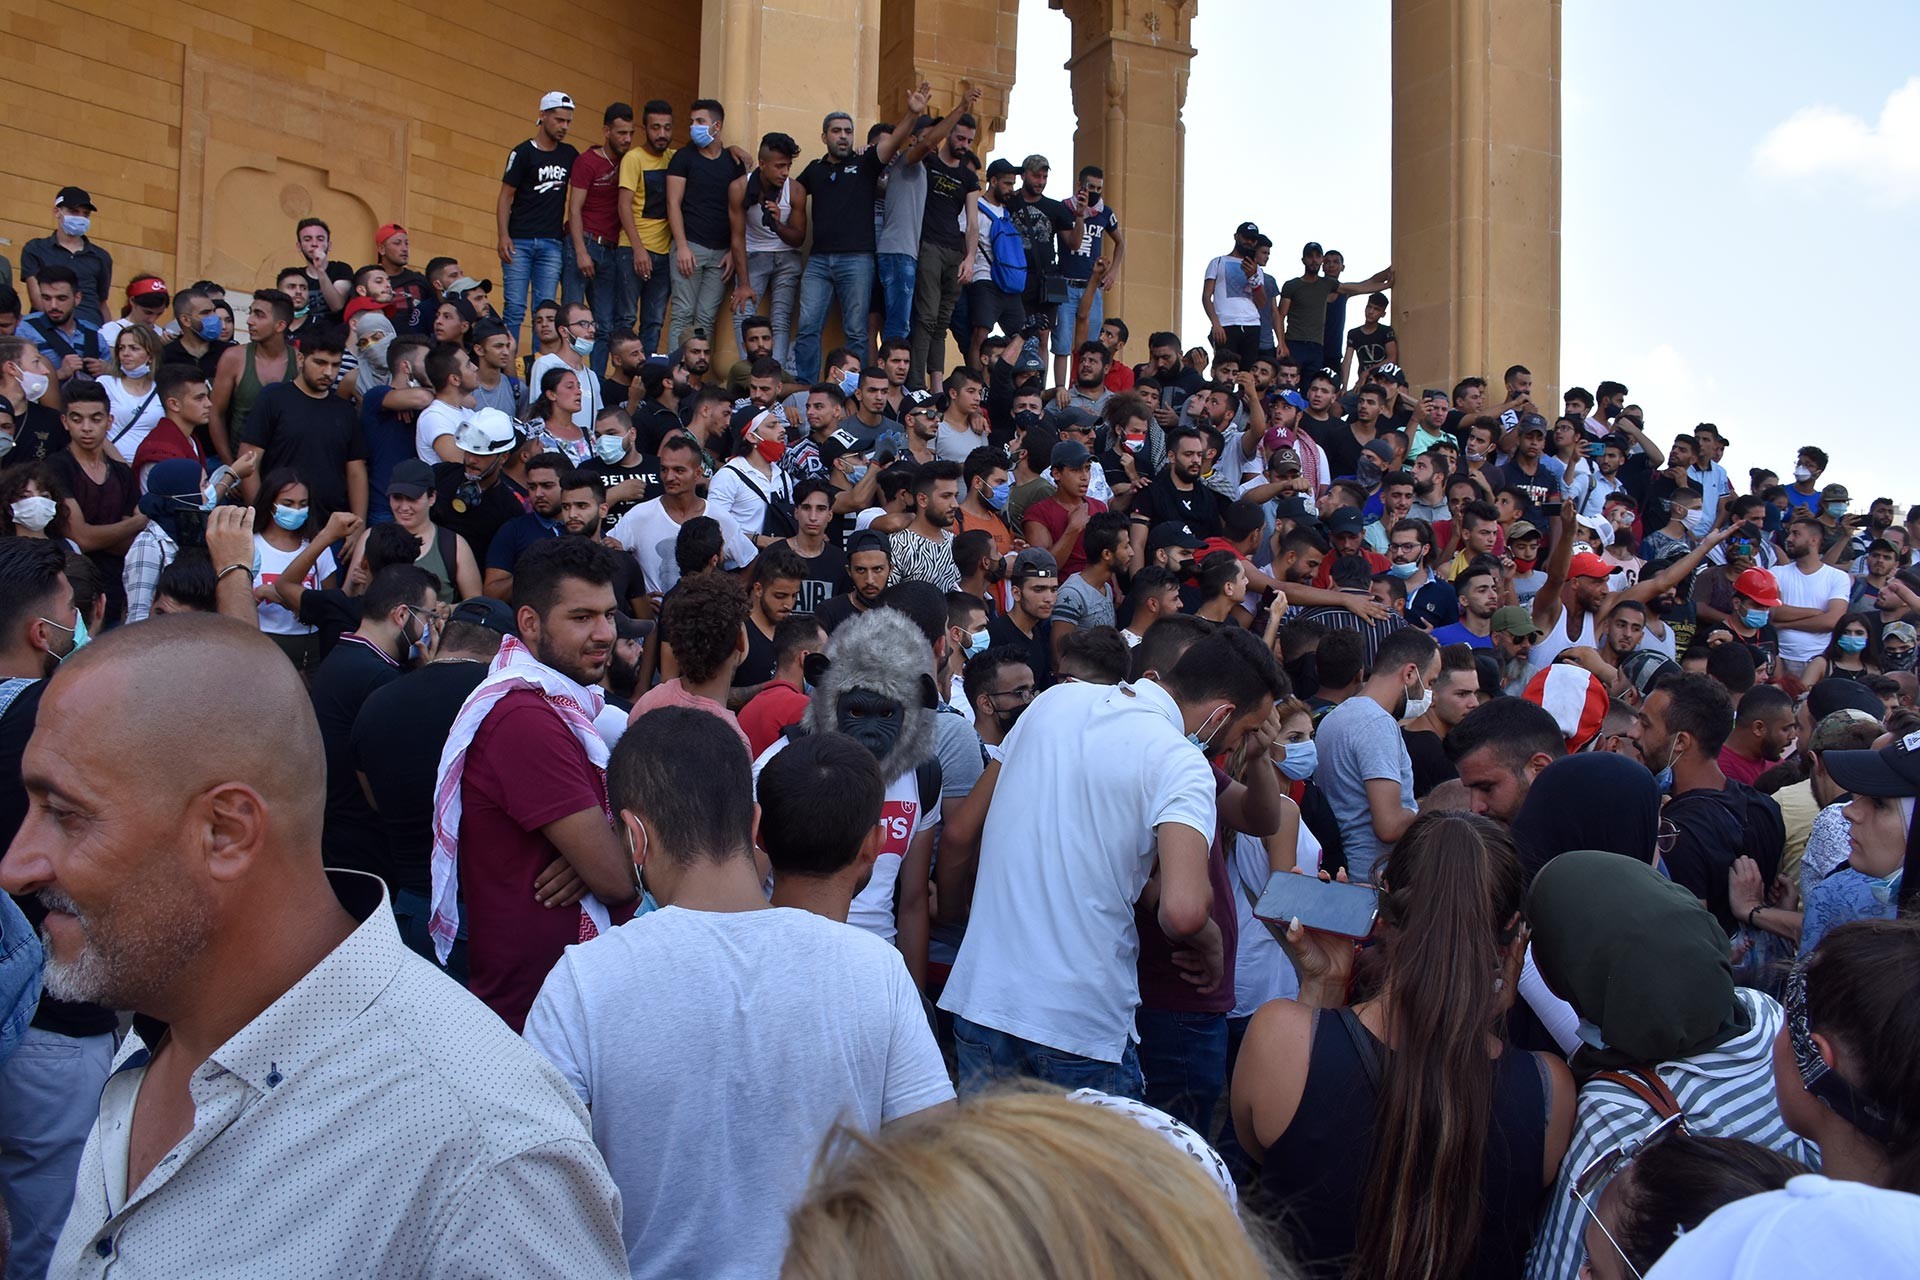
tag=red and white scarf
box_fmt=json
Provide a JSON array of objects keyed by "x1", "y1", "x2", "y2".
[{"x1": 428, "y1": 634, "x2": 614, "y2": 962}]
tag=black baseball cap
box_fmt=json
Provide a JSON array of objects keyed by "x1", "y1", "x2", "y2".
[
  {"x1": 387, "y1": 458, "x2": 435, "y2": 499},
  {"x1": 1822, "y1": 738, "x2": 1920, "y2": 799},
  {"x1": 1050, "y1": 440, "x2": 1092, "y2": 470},
  {"x1": 55, "y1": 186, "x2": 95, "y2": 211},
  {"x1": 1326, "y1": 508, "x2": 1366, "y2": 535},
  {"x1": 846, "y1": 529, "x2": 891, "y2": 559},
  {"x1": 447, "y1": 596, "x2": 515, "y2": 635},
  {"x1": 1147, "y1": 521, "x2": 1205, "y2": 553},
  {"x1": 1302, "y1": 240, "x2": 1324, "y2": 255},
  {"x1": 1235, "y1": 221, "x2": 1260, "y2": 239},
  {"x1": 986, "y1": 158, "x2": 1019, "y2": 179}
]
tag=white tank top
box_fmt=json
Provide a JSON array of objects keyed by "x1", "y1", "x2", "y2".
[
  {"x1": 742, "y1": 175, "x2": 795, "y2": 254},
  {"x1": 1528, "y1": 600, "x2": 1597, "y2": 672}
]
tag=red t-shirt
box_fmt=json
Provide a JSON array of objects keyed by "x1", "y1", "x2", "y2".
[
  {"x1": 1023, "y1": 495, "x2": 1109, "y2": 578},
  {"x1": 1718, "y1": 746, "x2": 1771, "y2": 788},
  {"x1": 1104, "y1": 363, "x2": 1136, "y2": 393},
  {"x1": 738, "y1": 680, "x2": 811, "y2": 758},
  {"x1": 131, "y1": 418, "x2": 205, "y2": 481},
  {"x1": 459, "y1": 688, "x2": 630, "y2": 1031},
  {"x1": 569, "y1": 146, "x2": 623, "y2": 243},
  {"x1": 1135, "y1": 766, "x2": 1236, "y2": 1014}
]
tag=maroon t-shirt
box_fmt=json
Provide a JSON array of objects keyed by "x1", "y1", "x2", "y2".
[
  {"x1": 570, "y1": 146, "x2": 623, "y2": 243},
  {"x1": 1135, "y1": 765, "x2": 1237, "y2": 1014},
  {"x1": 1023, "y1": 494, "x2": 1109, "y2": 578},
  {"x1": 459, "y1": 688, "x2": 631, "y2": 1031}
]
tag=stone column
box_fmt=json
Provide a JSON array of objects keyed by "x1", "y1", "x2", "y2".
[
  {"x1": 878, "y1": 0, "x2": 1019, "y2": 153},
  {"x1": 1391, "y1": 0, "x2": 1562, "y2": 403},
  {"x1": 701, "y1": 0, "x2": 887, "y2": 167},
  {"x1": 1054, "y1": 0, "x2": 1196, "y2": 344}
]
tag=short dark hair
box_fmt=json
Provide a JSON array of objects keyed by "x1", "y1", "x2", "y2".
[
  {"x1": 964, "y1": 645, "x2": 1035, "y2": 711},
  {"x1": 772, "y1": 612, "x2": 826, "y2": 668},
  {"x1": 1102, "y1": 317, "x2": 1129, "y2": 343},
  {"x1": 1057, "y1": 626, "x2": 1130, "y2": 685},
  {"x1": 1704, "y1": 641, "x2": 1758, "y2": 697},
  {"x1": 62, "y1": 380, "x2": 110, "y2": 413},
  {"x1": 877, "y1": 582, "x2": 947, "y2": 652},
  {"x1": 1084, "y1": 511, "x2": 1130, "y2": 565},
  {"x1": 605, "y1": 101, "x2": 634, "y2": 125},
  {"x1": 253, "y1": 287, "x2": 295, "y2": 328},
  {"x1": 757, "y1": 733, "x2": 886, "y2": 877},
  {"x1": 758, "y1": 131, "x2": 800, "y2": 159},
  {"x1": 752, "y1": 541, "x2": 807, "y2": 590},
  {"x1": 910, "y1": 459, "x2": 963, "y2": 506},
  {"x1": 1314, "y1": 630, "x2": 1366, "y2": 688},
  {"x1": 741, "y1": 315, "x2": 774, "y2": 338},
  {"x1": 608, "y1": 706, "x2": 754, "y2": 864},
  {"x1": 793, "y1": 477, "x2": 836, "y2": 508},
  {"x1": 1447, "y1": 697, "x2": 1566, "y2": 768},
  {"x1": 1160, "y1": 624, "x2": 1287, "y2": 710},
  {"x1": 33, "y1": 263, "x2": 79, "y2": 292},
  {"x1": 1148, "y1": 331, "x2": 1180, "y2": 352},
  {"x1": 1370, "y1": 627, "x2": 1440, "y2": 679},
  {"x1": 510, "y1": 537, "x2": 620, "y2": 618},
  {"x1": 153, "y1": 549, "x2": 218, "y2": 612},
  {"x1": 296, "y1": 327, "x2": 347, "y2": 358},
  {"x1": 963, "y1": 446, "x2": 1009, "y2": 490},
  {"x1": 1329, "y1": 554, "x2": 1374, "y2": 592},
  {"x1": 0, "y1": 537, "x2": 68, "y2": 641},
  {"x1": 643, "y1": 99, "x2": 673, "y2": 120},
  {"x1": 1198, "y1": 550, "x2": 1244, "y2": 601},
  {"x1": 674, "y1": 515, "x2": 724, "y2": 576},
  {"x1": 360, "y1": 563, "x2": 438, "y2": 621},
  {"x1": 1130, "y1": 613, "x2": 1216, "y2": 681},
  {"x1": 560, "y1": 469, "x2": 607, "y2": 501},
  {"x1": 425, "y1": 341, "x2": 467, "y2": 392},
  {"x1": 690, "y1": 97, "x2": 726, "y2": 120},
  {"x1": 1736, "y1": 684, "x2": 1793, "y2": 726},
  {"x1": 364, "y1": 523, "x2": 424, "y2": 571},
  {"x1": 1655, "y1": 670, "x2": 1736, "y2": 754}
]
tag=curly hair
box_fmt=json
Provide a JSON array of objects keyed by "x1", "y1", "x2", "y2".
[{"x1": 662, "y1": 570, "x2": 749, "y2": 684}]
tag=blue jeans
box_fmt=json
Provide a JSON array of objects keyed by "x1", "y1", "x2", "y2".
[
  {"x1": 734, "y1": 249, "x2": 804, "y2": 374},
  {"x1": 634, "y1": 249, "x2": 670, "y2": 354},
  {"x1": 1287, "y1": 338, "x2": 1325, "y2": 380},
  {"x1": 0, "y1": 1027, "x2": 115, "y2": 1280},
  {"x1": 951, "y1": 1014, "x2": 1145, "y2": 1100},
  {"x1": 1135, "y1": 1007, "x2": 1230, "y2": 1135},
  {"x1": 1053, "y1": 281, "x2": 1103, "y2": 354},
  {"x1": 876, "y1": 251, "x2": 918, "y2": 342},
  {"x1": 794, "y1": 252, "x2": 876, "y2": 381},
  {"x1": 503, "y1": 237, "x2": 564, "y2": 344},
  {"x1": 562, "y1": 240, "x2": 631, "y2": 377}
]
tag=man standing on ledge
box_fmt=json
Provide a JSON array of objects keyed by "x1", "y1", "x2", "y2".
[
  {"x1": 498, "y1": 91, "x2": 580, "y2": 344},
  {"x1": 1, "y1": 616, "x2": 629, "y2": 1277}
]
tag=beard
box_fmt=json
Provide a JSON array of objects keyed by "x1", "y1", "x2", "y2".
[
  {"x1": 535, "y1": 630, "x2": 607, "y2": 687},
  {"x1": 38, "y1": 879, "x2": 214, "y2": 1008}
]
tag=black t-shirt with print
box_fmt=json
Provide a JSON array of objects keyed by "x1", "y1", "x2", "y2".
[
  {"x1": 1347, "y1": 323, "x2": 1396, "y2": 369},
  {"x1": 667, "y1": 147, "x2": 747, "y2": 250},
  {"x1": 776, "y1": 538, "x2": 847, "y2": 617},
  {"x1": 1131, "y1": 467, "x2": 1225, "y2": 539},
  {"x1": 1010, "y1": 194, "x2": 1073, "y2": 282},
  {"x1": 503, "y1": 139, "x2": 579, "y2": 239},
  {"x1": 1495, "y1": 458, "x2": 1561, "y2": 527},
  {"x1": 586, "y1": 454, "x2": 660, "y2": 532},
  {"x1": 920, "y1": 154, "x2": 979, "y2": 250},
  {"x1": 801, "y1": 150, "x2": 886, "y2": 255}
]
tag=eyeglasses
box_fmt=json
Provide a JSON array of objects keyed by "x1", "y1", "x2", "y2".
[
  {"x1": 1656, "y1": 817, "x2": 1679, "y2": 857},
  {"x1": 986, "y1": 685, "x2": 1036, "y2": 704},
  {"x1": 1571, "y1": 1111, "x2": 1687, "y2": 1280}
]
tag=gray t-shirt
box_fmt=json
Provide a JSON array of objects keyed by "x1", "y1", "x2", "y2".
[
  {"x1": 470, "y1": 374, "x2": 525, "y2": 420},
  {"x1": 878, "y1": 155, "x2": 929, "y2": 257},
  {"x1": 1313, "y1": 695, "x2": 1414, "y2": 884},
  {"x1": 1052, "y1": 573, "x2": 1117, "y2": 631},
  {"x1": 930, "y1": 705, "x2": 987, "y2": 967}
]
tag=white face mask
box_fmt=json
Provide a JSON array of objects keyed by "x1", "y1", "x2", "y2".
[
  {"x1": 10, "y1": 494, "x2": 56, "y2": 532},
  {"x1": 13, "y1": 367, "x2": 49, "y2": 403},
  {"x1": 1402, "y1": 676, "x2": 1433, "y2": 722}
]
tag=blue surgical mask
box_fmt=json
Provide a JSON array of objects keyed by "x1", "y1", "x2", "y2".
[
  {"x1": 1838, "y1": 633, "x2": 1868, "y2": 654},
  {"x1": 690, "y1": 124, "x2": 715, "y2": 147},
  {"x1": 1742, "y1": 608, "x2": 1771, "y2": 629},
  {"x1": 593, "y1": 434, "x2": 627, "y2": 464},
  {"x1": 60, "y1": 214, "x2": 90, "y2": 237},
  {"x1": 1868, "y1": 870, "x2": 1903, "y2": 905},
  {"x1": 1277, "y1": 740, "x2": 1317, "y2": 781},
  {"x1": 39, "y1": 609, "x2": 89, "y2": 662},
  {"x1": 271, "y1": 504, "x2": 307, "y2": 531},
  {"x1": 847, "y1": 463, "x2": 869, "y2": 484},
  {"x1": 197, "y1": 313, "x2": 224, "y2": 341},
  {"x1": 1825, "y1": 503, "x2": 1849, "y2": 518},
  {"x1": 1187, "y1": 704, "x2": 1232, "y2": 753},
  {"x1": 405, "y1": 610, "x2": 433, "y2": 663},
  {"x1": 293, "y1": 305, "x2": 311, "y2": 321},
  {"x1": 1387, "y1": 560, "x2": 1418, "y2": 579},
  {"x1": 965, "y1": 628, "x2": 991, "y2": 658},
  {"x1": 123, "y1": 363, "x2": 151, "y2": 380},
  {"x1": 989, "y1": 479, "x2": 1011, "y2": 509},
  {"x1": 571, "y1": 336, "x2": 595, "y2": 357},
  {"x1": 838, "y1": 368, "x2": 861, "y2": 396}
]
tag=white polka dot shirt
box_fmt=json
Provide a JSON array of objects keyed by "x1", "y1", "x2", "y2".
[{"x1": 49, "y1": 872, "x2": 630, "y2": 1279}]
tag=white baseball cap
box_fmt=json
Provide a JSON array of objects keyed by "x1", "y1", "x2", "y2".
[
  {"x1": 539, "y1": 91, "x2": 574, "y2": 113},
  {"x1": 454, "y1": 407, "x2": 519, "y2": 457},
  {"x1": 1646, "y1": 1175, "x2": 1920, "y2": 1279}
]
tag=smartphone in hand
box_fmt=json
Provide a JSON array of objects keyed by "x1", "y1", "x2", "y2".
[{"x1": 1253, "y1": 872, "x2": 1379, "y2": 939}]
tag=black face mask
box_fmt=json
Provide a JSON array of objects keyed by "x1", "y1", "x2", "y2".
[
  {"x1": 836, "y1": 687, "x2": 904, "y2": 761},
  {"x1": 1013, "y1": 409, "x2": 1043, "y2": 430}
]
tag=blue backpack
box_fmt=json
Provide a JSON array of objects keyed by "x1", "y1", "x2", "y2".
[{"x1": 985, "y1": 205, "x2": 1028, "y2": 295}]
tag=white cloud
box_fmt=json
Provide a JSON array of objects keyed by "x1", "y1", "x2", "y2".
[{"x1": 1751, "y1": 77, "x2": 1920, "y2": 204}]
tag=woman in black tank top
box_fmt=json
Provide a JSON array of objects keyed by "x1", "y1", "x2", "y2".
[{"x1": 1230, "y1": 812, "x2": 1575, "y2": 1279}]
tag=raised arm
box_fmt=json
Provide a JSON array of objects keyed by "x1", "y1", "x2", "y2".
[{"x1": 878, "y1": 82, "x2": 933, "y2": 165}]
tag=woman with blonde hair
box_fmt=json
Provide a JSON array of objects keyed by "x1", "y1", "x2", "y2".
[
  {"x1": 783, "y1": 1089, "x2": 1287, "y2": 1280},
  {"x1": 99, "y1": 321, "x2": 165, "y2": 458}
]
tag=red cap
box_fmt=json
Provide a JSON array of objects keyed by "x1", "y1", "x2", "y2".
[
  {"x1": 342, "y1": 296, "x2": 388, "y2": 324},
  {"x1": 1734, "y1": 567, "x2": 1782, "y2": 608},
  {"x1": 1567, "y1": 551, "x2": 1613, "y2": 580},
  {"x1": 1524, "y1": 665, "x2": 1610, "y2": 753},
  {"x1": 375, "y1": 222, "x2": 406, "y2": 247},
  {"x1": 128, "y1": 276, "x2": 169, "y2": 301}
]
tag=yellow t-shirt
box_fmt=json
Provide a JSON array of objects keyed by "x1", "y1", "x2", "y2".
[{"x1": 617, "y1": 146, "x2": 676, "y2": 256}]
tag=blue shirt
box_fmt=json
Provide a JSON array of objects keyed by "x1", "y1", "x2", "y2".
[
  {"x1": 1430, "y1": 622, "x2": 1492, "y2": 650},
  {"x1": 1799, "y1": 865, "x2": 1900, "y2": 957},
  {"x1": 17, "y1": 312, "x2": 101, "y2": 370},
  {"x1": 359, "y1": 387, "x2": 417, "y2": 521},
  {"x1": 486, "y1": 511, "x2": 563, "y2": 573}
]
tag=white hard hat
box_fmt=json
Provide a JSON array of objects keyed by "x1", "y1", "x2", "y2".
[{"x1": 454, "y1": 407, "x2": 518, "y2": 457}]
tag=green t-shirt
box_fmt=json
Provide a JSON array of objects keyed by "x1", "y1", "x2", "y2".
[{"x1": 1281, "y1": 274, "x2": 1335, "y2": 341}]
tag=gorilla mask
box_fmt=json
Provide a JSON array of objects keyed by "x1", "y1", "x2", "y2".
[{"x1": 801, "y1": 607, "x2": 938, "y2": 785}]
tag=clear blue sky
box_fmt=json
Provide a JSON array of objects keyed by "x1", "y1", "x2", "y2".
[{"x1": 995, "y1": 0, "x2": 1920, "y2": 500}]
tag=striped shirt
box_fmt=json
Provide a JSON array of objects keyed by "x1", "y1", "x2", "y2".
[
  {"x1": 888, "y1": 527, "x2": 960, "y2": 591},
  {"x1": 1525, "y1": 988, "x2": 1817, "y2": 1280},
  {"x1": 1291, "y1": 597, "x2": 1409, "y2": 670}
]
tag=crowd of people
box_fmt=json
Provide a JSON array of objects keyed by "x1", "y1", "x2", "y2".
[{"x1": 0, "y1": 81, "x2": 1918, "y2": 1280}]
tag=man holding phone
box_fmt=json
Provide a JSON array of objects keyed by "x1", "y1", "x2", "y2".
[{"x1": 1053, "y1": 166, "x2": 1121, "y2": 387}]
